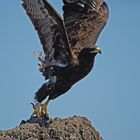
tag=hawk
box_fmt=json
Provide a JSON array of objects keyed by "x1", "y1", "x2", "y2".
[{"x1": 22, "y1": 0, "x2": 109, "y2": 119}]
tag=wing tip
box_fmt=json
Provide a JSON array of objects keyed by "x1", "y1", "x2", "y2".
[{"x1": 103, "y1": 1, "x2": 109, "y2": 14}]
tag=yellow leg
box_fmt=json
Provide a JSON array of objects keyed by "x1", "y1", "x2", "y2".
[
  {"x1": 41, "y1": 99, "x2": 50, "y2": 119},
  {"x1": 31, "y1": 103, "x2": 41, "y2": 118}
]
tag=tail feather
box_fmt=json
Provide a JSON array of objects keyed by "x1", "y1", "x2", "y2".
[{"x1": 35, "y1": 82, "x2": 54, "y2": 102}]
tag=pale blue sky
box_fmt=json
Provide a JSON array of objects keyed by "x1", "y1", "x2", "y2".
[{"x1": 0, "y1": 0, "x2": 140, "y2": 140}]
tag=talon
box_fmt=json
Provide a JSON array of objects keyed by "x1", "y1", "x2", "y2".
[
  {"x1": 31, "y1": 103, "x2": 41, "y2": 118},
  {"x1": 31, "y1": 103, "x2": 35, "y2": 109},
  {"x1": 30, "y1": 100, "x2": 50, "y2": 120}
]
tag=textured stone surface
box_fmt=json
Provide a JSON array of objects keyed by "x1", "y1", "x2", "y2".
[{"x1": 0, "y1": 116, "x2": 103, "y2": 140}]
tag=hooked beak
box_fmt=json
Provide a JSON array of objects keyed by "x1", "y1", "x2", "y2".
[{"x1": 91, "y1": 47, "x2": 102, "y2": 54}]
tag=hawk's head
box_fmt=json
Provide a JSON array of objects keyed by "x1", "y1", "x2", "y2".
[{"x1": 78, "y1": 47, "x2": 101, "y2": 61}]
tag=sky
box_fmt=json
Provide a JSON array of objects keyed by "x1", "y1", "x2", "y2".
[{"x1": 0, "y1": 0, "x2": 140, "y2": 140}]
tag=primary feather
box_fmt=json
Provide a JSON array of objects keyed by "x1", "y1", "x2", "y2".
[{"x1": 22, "y1": 0, "x2": 109, "y2": 102}]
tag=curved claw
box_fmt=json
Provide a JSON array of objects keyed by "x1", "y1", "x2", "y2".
[
  {"x1": 30, "y1": 100, "x2": 50, "y2": 120},
  {"x1": 31, "y1": 103, "x2": 35, "y2": 109},
  {"x1": 31, "y1": 102, "x2": 41, "y2": 118}
]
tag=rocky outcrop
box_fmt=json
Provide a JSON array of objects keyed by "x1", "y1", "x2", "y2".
[{"x1": 0, "y1": 116, "x2": 103, "y2": 140}]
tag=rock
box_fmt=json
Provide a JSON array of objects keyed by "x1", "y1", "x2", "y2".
[
  {"x1": 0, "y1": 116, "x2": 103, "y2": 140},
  {"x1": 20, "y1": 115, "x2": 50, "y2": 128}
]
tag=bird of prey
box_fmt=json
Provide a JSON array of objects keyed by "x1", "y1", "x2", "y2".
[{"x1": 22, "y1": 0, "x2": 109, "y2": 119}]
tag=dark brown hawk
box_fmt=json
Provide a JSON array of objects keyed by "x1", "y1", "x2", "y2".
[{"x1": 22, "y1": 0, "x2": 109, "y2": 119}]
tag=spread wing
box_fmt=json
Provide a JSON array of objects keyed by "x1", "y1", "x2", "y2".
[
  {"x1": 22, "y1": 0, "x2": 73, "y2": 65},
  {"x1": 63, "y1": 0, "x2": 109, "y2": 56}
]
